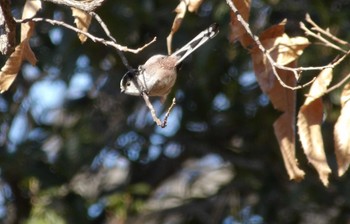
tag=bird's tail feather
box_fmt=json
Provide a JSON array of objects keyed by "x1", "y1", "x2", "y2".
[{"x1": 172, "y1": 23, "x2": 219, "y2": 66}]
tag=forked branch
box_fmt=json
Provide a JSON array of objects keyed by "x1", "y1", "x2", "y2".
[{"x1": 142, "y1": 94, "x2": 176, "y2": 128}]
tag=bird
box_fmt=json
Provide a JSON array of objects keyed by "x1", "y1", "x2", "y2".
[{"x1": 120, "y1": 23, "x2": 219, "y2": 102}]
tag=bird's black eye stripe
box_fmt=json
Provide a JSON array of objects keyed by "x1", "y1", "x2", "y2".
[{"x1": 122, "y1": 69, "x2": 138, "y2": 86}]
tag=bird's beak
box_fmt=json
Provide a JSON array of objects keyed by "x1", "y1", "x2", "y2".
[{"x1": 121, "y1": 88, "x2": 125, "y2": 93}]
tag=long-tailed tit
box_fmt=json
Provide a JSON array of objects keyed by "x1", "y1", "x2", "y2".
[{"x1": 120, "y1": 23, "x2": 219, "y2": 101}]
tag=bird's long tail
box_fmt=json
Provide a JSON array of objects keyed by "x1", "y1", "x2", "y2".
[{"x1": 172, "y1": 23, "x2": 219, "y2": 66}]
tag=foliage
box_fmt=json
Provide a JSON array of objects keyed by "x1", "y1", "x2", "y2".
[{"x1": 1, "y1": 0, "x2": 350, "y2": 223}]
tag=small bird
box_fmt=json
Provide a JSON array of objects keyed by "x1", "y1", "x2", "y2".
[{"x1": 120, "y1": 23, "x2": 219, "y2": 102}]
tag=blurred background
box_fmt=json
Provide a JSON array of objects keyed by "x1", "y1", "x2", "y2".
[{"x1": 1, "y1": 0, "x2": 350, "y2": 223}]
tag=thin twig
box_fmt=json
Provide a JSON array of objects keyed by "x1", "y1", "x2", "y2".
[
  {"x1": 274, "y1": 49, "x2": 350, "y2": 73},
  {"x1": 42, "y1": 0, "x2": 105, "y2": 12},
  {"x1": 142, "y1": 94, "x2": 162, "y2": 126},
  {"x1": 90, "y1": 12, "x2": 133, "y2": 70},
  {"x1": 90, "y1": 12, "x2": 116, "y2": 42},
  {"x1": 226, "y1": 0, "x2": 350, "y2": 90},
  {"x1": 305, "y1": 13, "x2": 350, "y2": 47},
  {"x1": 15, "y1": 17, "x2": 156, "y2": 54},
  {"x1": 326, "y1": 72, "x2": 350, "y2": 94},
  {"x1": 162, "y1": 98, "x2": 176, "y2": 128},
  {"x1": 300, "y1": 22, "x2": 347, "y2": 53},
  {"x1": 226, "y1": 0, "x2": 302, "y2": 90},
  {"x1": 142, "y1": 94, "x2": 176, "y2": 128}
]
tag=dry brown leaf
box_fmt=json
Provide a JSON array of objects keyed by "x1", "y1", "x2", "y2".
[
  {"x1": 250, "y1": 20, "x2": 287, "y2": 93},
  {"x1": 267, "y1": 62, "x2": 296, "y2": 112},
  {"x1": 258, "y1": 34, "x2": 309, "y2": 67},
  {"x1": 250, "y1": 20, "x2": 310, "y2": 182},
  {"x1": 334, "y1": 82, "x2": 350, "y2": 176},
  {"x1": 252, "y1": 29, "x2": 305, "y2": 180},
  {"x1": 274, "y1": 112, "x2": 305, "y2": 181},
  {"x1": 71, "y1": 7, "x2": 92, "y2": 43},
  {"x1": 297, "y1": 68, "x2": 333, "y2": 186},
  {"x1": 166, "y1": 0, "x2": 204, "y2": 54},
  {"x1": 167, "y1": 1, "x2": 187, "y2": 54},
  {"x1": 305, "y1": 68, "x2": 333, "y2": 104},
  {"x1": 166, "y1": 1, "x2": 187, "y2": 55},
  {"x1": 272, "y1": 35, "x2": 310, "y2": 66},
  {"x1": 272, "y1": 62, "x2": 305, "y2": 181},
  {"x1": 298, "y1": 100, "x2": 330, "y2": 186},
  {"x1": 268, "y1": 70, "x2": 293, "y2": 111},
  {"x1": 229, "y1": 0, "x2": 252, "y2": 48},
  {"x1": 259, "y1": 19, "x2": 286, "y2": 41},
  {"x1": 21, "y1": 0, "x2": 42, "y2": 42},
  {"x1": 0, "y1": 22, "x2": 37, "y2": 92},
  {"x1": 251, "y1": 21, "x2": 309, "y2": 94},
  {"x1": 251, "y1": 44, "x2": 274, "y2": 93}
]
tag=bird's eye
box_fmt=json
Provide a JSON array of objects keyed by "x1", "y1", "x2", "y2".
[{"x1": 127, "y1": 82, "x2": 131, "y2": 86}]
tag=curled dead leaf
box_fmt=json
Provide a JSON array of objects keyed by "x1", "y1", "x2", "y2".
[
  {"x1": 297, "y1": 68, "x2": 333, "y2": 186},
  {"x1": 274, "y1": 112, "x2": 305, "y2": 181},
  {"x1": 167, "y1": 1, "x2": 187, "y2": 55},
  {"x1": 334, "y1": 82, "x2": 350, "y2": 176},
  {"x1": 166, "y1": 0, "x2": 204, "y2": 54},
  {"x1": 270, "y1": 62, "x2": 305, "y2": 181},
  {"x1": 305, "y1": 68, "x2": 333, "y2": 105},
  {"x1": 251, "y1": 20, "x2": 308, "y2": 94},
  {"x1": 0, "y1": 22, "x2": 37, "y2": 92},
  {"x1": 71, "y1": 7, "x2": 92, "y2": 43},
  {"x1": 272, "y1": 35, "x2": 310, "y2": 66},
  {"x1": 21, "y1": 0, "x2": 42, "y2": 42},
  {"x1": 249, "y1": 21, "x2": 309, "y2": 182}
]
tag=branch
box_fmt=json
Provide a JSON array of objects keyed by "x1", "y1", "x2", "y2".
[
  {"x1": 300, "y1": 22, "x2": 347, "y2": 53},
  {"x1": 89, "y1": 12, "x2": 116, "y2": 42},
  {"x1": 305, "y1": 13, "x2": 350, "y2": 47},
  {"x1": 226, "y1": 0, "x2": 350, "y2": 90},
  {"x1": 42, "y1": 0, "x2": 105, "y2": 12},
  {"x1": 0, "y1": 0, "x2": 16, "y2": 55},
  {"x1": 326, "y1": 72, "x2": 350, "y2": 94},
  {"x1": 163, "y1": 98, "x2": 177, "y2": 127},
  {"x1": 142, "y1": 94, "x2": 176, "y2": 128},
  {"x1": 89, "y1": 12, "x2": 133, "y2": 70},
  {"x1": 15, "y1": 17, "x2": 157, "y2": 54},
  {"x1": 226, "y1": 0, "x2": 302, "y2": 90}
]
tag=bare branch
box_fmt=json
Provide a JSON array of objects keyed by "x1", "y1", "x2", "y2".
[
  {"x1": 42, "y1": 0, "x2": 105, "y2": 12},
  {"x1": 89, "y1": 12, "x2": 115, "y2": 42},
  {"x1": 226, "y1": 0, "x2": 302, "y2": 90},
  {"x1": 274, "y1": 49, "x2": 350, "y2": 74},
  {"x1": 142, "y1": 94, "x2": 162, "y2": 126},
  {"x1": 15, "y1": 17, "x2": 156, "y2": 54},
  {"x1": 326, "y1": 72, "x2": 350, "y2": 94},
  {"x1": 226, "y1": 0, "x2": 350, "y2": 90},
  {"x1": 163, "y1": 98, "x2": 177, "y2": 127},
  {"x1": 300, "y1": 22, "x2": 347, "y2": 53},
  {"x1": 142, "y1": 94, "x2": 176, "y2": 128},
  {"x1": 90, "y1": 12, "x2": 133, "y2": 70},
  {"x1": 305, "y1": 13, "x2": 350, "y2": 47}
]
